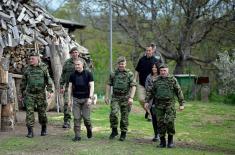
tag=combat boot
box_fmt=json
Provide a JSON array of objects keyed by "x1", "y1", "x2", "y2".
[
  {"x1": 109, "y1": 128, "x2": 118, "y2": 139},
  {"x1": 159, "y1": 136, "x2": 166, "y2": 148},
  {"x1": 41, "y1": 125, "x2": 48, "y2": 136},
  {"x1": 62, "y1": 122, "x2": 70, "y2": 129},
  {"x1": 119, "y1": 132, "x2": 126, "y2": 141},
  {"x1": 167, "y1": 135, "x2": 175, "y2": 148},
  {"x1": 86, "y1": 126, "x2": 92, "y2": 139},
  {"x1": 26, "y1": 126, "x2": 34, "y2": 138},
  {"x1": 152, "y1": 134, "x2": 160, "y2": 142},
  {"x1": 72, "y1": 136, "x2": 81, "y2": 142}
]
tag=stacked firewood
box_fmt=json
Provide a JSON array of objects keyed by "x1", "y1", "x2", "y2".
[
  {"x1": 0, "y1": 0, "x2": 71, "y2": 51},
  {"x1": 3, "y1": 46, "x2": 30, "y2": 73}
]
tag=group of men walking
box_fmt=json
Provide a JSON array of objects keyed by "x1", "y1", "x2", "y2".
[{"x1": 20, "y1": 44, "x2": 185, "y2": 148}]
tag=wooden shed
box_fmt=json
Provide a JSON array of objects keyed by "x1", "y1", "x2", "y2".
[{"x1": 0, "y1": 0, "x2": 87, "y2": 131}]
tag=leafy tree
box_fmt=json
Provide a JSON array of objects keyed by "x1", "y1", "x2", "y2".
[{"x1": 90, "y1": 0, "x2": 235, "y2": 74}]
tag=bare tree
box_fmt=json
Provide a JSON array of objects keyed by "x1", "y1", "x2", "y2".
[{"x1": 96, "y1": 0, "x2": 235, "y2": 74}]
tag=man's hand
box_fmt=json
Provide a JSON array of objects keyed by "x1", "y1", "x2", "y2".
[
  {"x1": 60, "y1": 88, "x2": 65, "y2": 94},
  {"x1": 144, "y1": 102, "x2": 149, "y2": 110},
  {"x1": 87, "y1": 98, "x2": 92, "y2": 106},
  {"x1": 47, "y1": 93, "x2": 53, "y2": 99},
  {"x1": 179, "y1": 105, "x2": 184, "y2": 111},
  {"x1": 104, "y1": 96, "x2": 109, "y2": 104},
  {"x1": 128, "y1": 98, "x2": 133, "y2": 106}
]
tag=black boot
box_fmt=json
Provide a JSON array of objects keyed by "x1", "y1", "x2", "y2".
[
  {"x1": 41, "y1": 125, "x2": 48, "y2": 136},
  {"x1": 109, "y1": 128, "x2": 118, "y2": 139},
  {"x1": 119, "y1": 132, "x2": 126, "y2": 141},
  {"x1": 62, "y1": 122, "x2": 70, "y2": 129},
  {"x1": 26, "y1": 126, "x2": 34, "y2": 138},
  {"x1": 72, "y1": 136, "x2": 81, "y2": 142},
  {"x1": 159, "y1": 136, "x2": 166, "y2": 148},
  {"x1": 86, "y1": 126, "x2": 92, "y2": 139},
  {"x1": 167, "y1": 135, "x2": 175, "y2": 148},
  {"x1": 144, "y1": 111, "x2": 149, "y2": 119},
  {"x1": 152, "y1": 134, "x2": 160, "y2": 142}
]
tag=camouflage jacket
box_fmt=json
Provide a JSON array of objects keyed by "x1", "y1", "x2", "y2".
[
  {"x1": 60, "y1": 58, "x2": 87, "y2": 88},
  {"x1": 20, "y1": 63, "x2": 53, "y2": 94},
  {"x1": 108, "y1": 69, "x2": 136, "y2": 96},
  {"x1": 145, "y1": 75, "x2": 185, "y2": 107}
]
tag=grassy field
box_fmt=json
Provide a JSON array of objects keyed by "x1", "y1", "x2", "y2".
[{"x1": 0, "y1": 101, "x2": 235, "y2": 155}]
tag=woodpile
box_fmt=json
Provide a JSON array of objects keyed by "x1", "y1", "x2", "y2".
[
  {"x1": 0, "y1": 0, "x2": 89, "y2": 73},
  {"x1": 0, "y1": 0, "x2": 72, "y2": 57},
  {"x1": 3, "y1": 46, "x2": 28, "y2": 73},
  {"x1": 0, "y1": 0, "x2": 90, "y2": 123}
]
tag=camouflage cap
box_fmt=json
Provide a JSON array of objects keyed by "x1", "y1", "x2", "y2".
[
  {"x1": 28, "y1": 51, "x2": 40, "y2": 57},
  {"x1": 159, "y1": 63, "x2": 168, "y2": 68},
  {"x1": 117, "y1": 56, "x2": 126, "y2": 64}
]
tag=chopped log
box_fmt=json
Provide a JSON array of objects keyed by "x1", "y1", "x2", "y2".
[
  {"x1": 17, "y1": 7, "x2": 26, "y2": 22},
  {"x1": 35, "y1": 14, "x2": 44, "y2": 22},
  {"x1": 0, "y1": 11, "x2": 11, "y2": 21},
  {"x1": 1, "y1": 19, "x2": 7, "y2": 30}
]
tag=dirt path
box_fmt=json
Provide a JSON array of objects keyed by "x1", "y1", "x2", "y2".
[{"x1": 0, "y1": 111, "x2": 67, "y2": 140}]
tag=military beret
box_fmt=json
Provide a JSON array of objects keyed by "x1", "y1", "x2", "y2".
[
  {"x1": 159, "y1": 63, "x2": 168, "y2": 68},
  {"x1": 117, "y1": 56, "x2": 126, "y2": 64},
  {"x1": 69, "y1": 47, "x2": 79, "y2": 53}
]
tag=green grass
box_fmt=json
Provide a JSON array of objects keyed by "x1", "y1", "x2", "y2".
[{"x1": 0, "y1": 101, "x2": 235, "y2": 155}]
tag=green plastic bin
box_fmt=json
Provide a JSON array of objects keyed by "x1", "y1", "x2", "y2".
[{"x1": 174, "y1": 74, "x2": 197, "y2": 100}]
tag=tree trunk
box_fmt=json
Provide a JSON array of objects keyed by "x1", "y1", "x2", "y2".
[{"x1": 173, "y1": 60, "x2": 187, "y2": 75}]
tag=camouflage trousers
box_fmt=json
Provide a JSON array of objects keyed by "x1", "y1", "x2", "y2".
[
  {"x1": 155, "y1": 104, "x2": 176, "y2": 137},
  {"x1": 72, "y1": 97, "x2": 92, "y2": 137},
  {"x1": 110, "y1": 96, "x2": 131, "y2": 132},
  {"x1": 63, "y1": 86, "x2": 72, "y2": 123},
  {"x1": 24, "y1": 93, "x2": 47, "y2": 127}
]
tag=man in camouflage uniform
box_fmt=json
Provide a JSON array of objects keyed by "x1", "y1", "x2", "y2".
[
  {"x1": 145, "y1": 64, "x2": 185, "y2": 148},
  {"x1": 105, "y1": 56, "x2": 136, "y2": 141},
  {"x1": 60, "y1": 47, "x2": 86, "y2": 128},
  {"x1": 20, "y1": 51, "x2": 53, "y2": 138}
]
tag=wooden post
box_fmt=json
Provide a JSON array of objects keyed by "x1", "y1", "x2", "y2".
[
  {"x1": 12, "y1": 74, "x2": 23, "y2": 111},
  {"x1": 1, "y1": 73, "x2": 15, "y2": 131},
  {"x1": 0, "y1": 58, "x2": 9, "y2": 84},
  {"x1": 0, "y1": 58, "x2": 15, "y2": 131},
  {"x1": 49, "y1": 44, "x2": 63, "y2": 112}
]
